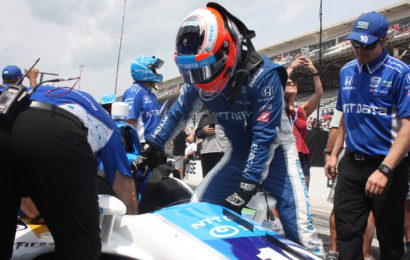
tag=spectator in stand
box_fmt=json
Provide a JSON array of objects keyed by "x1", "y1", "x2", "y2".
[
  {"x1": 172, "y1": 128, "x2": 187, "y2": 179},
  {"x1": 324, "y1": 110, "x2": 375, "y2": 260},
  {"x1": 286, "y1": 56, "x2": 323, "y2": 188},
  {"x1": 325, "y1": 12, "x2": 410, "y2": 260},
  {"x1": 195, "y1": 110, "x2": 228, "y2": 177}
]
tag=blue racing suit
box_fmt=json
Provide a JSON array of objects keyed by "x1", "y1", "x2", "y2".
[
  {"x1": 122, "y1": 82, "x2": 161, "y2": 143},
  {"x1": 148, "y1": 55, "x2": 324, "y2": 254}
]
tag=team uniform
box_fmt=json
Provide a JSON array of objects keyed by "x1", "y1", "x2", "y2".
[
  {"x1": 0, "y1": 85, "x2": 132, "y2": 259},
  {"x1": 335, "y1": 49, "x2": 410, "y2": 259},
  {"x1": 148, "y1": 55, "x2": 324, "y2": 255},
  {"x1": 123, "y1": 82, "x2": 161, "y2": 143}
]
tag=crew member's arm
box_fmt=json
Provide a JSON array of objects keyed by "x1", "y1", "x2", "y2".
[
  {"x1": 99, "y1": 128, "x2": 138, "y2": 214},
  {"x1": 365, "y1": 70, "x2": 410, "y2": 198},
  {"x1": 365, "y1": 117, "x2": 410, "y2": 198},
  {"x1": 112, "y1": 171, "x2": 138, "y2": 214},
  {"x1": 324, "y1": 115, "x2": 345, "y2": 180},
  {"x1": 26, "y1": 67, "x2": 39, "y2": 87}
]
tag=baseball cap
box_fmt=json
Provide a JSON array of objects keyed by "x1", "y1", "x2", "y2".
[
  {"x1": 100, "y1": 93, "x2": 117, "y2": 105},
  {"x1": 2, "y1": 65, "x2": 23, "y2": 80},
  {"x1": 345, "y1": 12, "x2": 388, "y2": 45}
]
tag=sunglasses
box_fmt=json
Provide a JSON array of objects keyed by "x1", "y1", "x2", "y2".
[
  {"x1": 350, "y1": 40, "x2": 380, "y2": 50},
  {"x1": 286, "y1": 81, "x2": 296, "y2": 86}
]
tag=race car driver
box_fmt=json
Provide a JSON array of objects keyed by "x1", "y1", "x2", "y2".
[
  {"x1": 122, "y1": 56, "x2": 164, "y2": 144},
  {"x1": 131, "y1": 3, "x2": 324, "y2": 256}
]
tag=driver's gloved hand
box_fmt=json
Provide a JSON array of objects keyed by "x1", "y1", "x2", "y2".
[
  {"x1": 130, "y1": 141, "x2": 159, "y2": 177},
  {"x1": 223, "y1": 179, "x2": 258, "y2": 214}
]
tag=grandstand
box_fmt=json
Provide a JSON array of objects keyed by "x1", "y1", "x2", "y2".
[{"x1": 156, "y1": 0, "x2": 410, "y2": 130}]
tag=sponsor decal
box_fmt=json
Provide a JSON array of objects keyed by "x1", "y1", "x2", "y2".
[
  {"x1": 356, "y1": 21, "x2": 370, "y2": 30},
  {"x1": 208, "y1": 24, "x2": 215, "y2": 42},
  {"x1": 344, "y1": 76, "x2": 353, "y2": 86},
  {"x1": 209, "y1": 225, "x2": 239, "y2": 237},
  {"x1": 181, "y1": 20, "x2": 198, "y2": 27},
  {"x1": 370, "y1": 76, "x2": 381, "y2": 85},
  {"x1": 382, "y1": 80, "x2": 392, "y2": 88},
  {"x1": 145, "y1": 109, "x2": 160, "y2": 117},
  {"x1": 342, "y1": 86, "x2": 355, "y2": 90},
  {"x1": 214, "y1": 111, "x2": 250, "y2": 121},
  {"x1": 15, "y1": 241, "x2": 55, "y2": 251},
  {"x1": 261, "y1": 86, "x2": 274, "y2": 97},
  {"x1": 408, "y1": 90, "x2": 410, "y2": 96},
  {"x1": 245, "y1": 144, "x2": 258, "y2": 169},
  {"x1": 369, "y1": 76, "x2": 381, "y2": 88},
  {"x1": 143, "y1": 95, "x2": 151, "y2": 104},
  {"x1": 257, "y1": 111, "x2": 269, "y2": 122},
  {"x1": 406, "y1": 73, "x2": 410, "y2": 84},
  {"x1": 343, "y1": 103, "x2": 388, "y2": 115},
  {"x1": 259, "y1": 104, "x2": 272, "y2": 111},
  {"x1": 191, "y1": 215, "x2": 266, "y2": 237}
]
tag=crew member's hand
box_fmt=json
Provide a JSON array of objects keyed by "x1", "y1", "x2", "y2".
[
  {"x1": 365, "y1": 170, "x2": 388, "y2": 198},
  {"x1": 223, "y1": 179, "x2": 258, "y2": 214},
  {"x1": 203, "y1": 125, "x2": 215, "y2": 136},
  {"x1": 324, "y1": 155, "x2": 338, "y2": 180},
  {"x1": 26, "y1": 67, "x2": 39, "y2": 87}
]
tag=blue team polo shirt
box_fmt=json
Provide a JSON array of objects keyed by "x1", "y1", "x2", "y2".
[{"x1": 337, "y1": 49, "x2": 410, "y2": 156}]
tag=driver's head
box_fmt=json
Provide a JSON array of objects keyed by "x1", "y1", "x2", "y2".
[
  {"x1": 2, "y1": 65, "x2": 23, "y2": 84},
  {"x1": 174, "y1": 5, "x2": 242, "y2": 99},
  {"x1": 130, "y1": 56, "x2": 164, "y2": 88}
]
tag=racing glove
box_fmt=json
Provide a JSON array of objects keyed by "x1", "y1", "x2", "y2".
[
  {"x1": 223, "y1": 179, "x2": 258, "y2": 214},
  {"x1": 130, "y1": 142, "x2": 160, "y2": 179}
]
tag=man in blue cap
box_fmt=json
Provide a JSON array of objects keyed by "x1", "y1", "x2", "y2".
[
  {"x1": 1, "y1": 65, "x2": 23, "y2": 94},
  {"x1": 325, "y1": 11, "x2": 410, "y2": 260},
  {"x1": 1, "y1": 65, "x2": 39, "y2": 94}
]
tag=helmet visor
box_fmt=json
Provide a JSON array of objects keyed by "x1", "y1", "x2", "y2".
[{"x1": 175, "y1": 53, "x2": 227, "y2": 85}]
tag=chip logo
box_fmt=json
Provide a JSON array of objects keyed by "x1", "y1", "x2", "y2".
[
  {"x1": 345, "y1": 76, "x2": 353, "y2": 86},
  {"x1": 370, "y1": 76, "x2": 381, "y2": 85},
  {"x1": 257, "y1": 111, "x2": 269, "y2": 122},
  {"x1": 356, "y1": 21, "x2": 369, "y2": 30}
]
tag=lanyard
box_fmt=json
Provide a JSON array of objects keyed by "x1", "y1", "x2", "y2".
[{"x1": 290, "y1": 105, "x2": 298, "y2": 126}]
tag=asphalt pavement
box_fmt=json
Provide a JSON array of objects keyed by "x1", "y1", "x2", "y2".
[{"x1": 310, "y1": 197, "x2": 380, "y2": 259}]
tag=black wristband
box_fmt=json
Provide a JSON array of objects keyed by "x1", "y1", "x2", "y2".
[
  {"x1": 378, "y1": 163, "x2": 392, "y2": 176},
  {"x1": 323, "y1": 149, "x2": 331, "y2": 156},
  {"x1": 311, "y1": 72, "x2": 320, "y2": 77}
]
